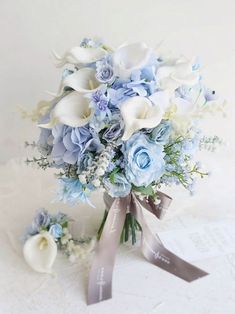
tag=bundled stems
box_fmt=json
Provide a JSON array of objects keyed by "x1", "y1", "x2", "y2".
[{"x1": 97, "y1": 210, "x2": 141, "y2": 245}]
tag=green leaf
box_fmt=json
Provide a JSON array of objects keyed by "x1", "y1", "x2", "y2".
[
  {"x1": 109, "y1": 167, "x2": 121, "y2": 184},
  {"x1": 132, "y1": 184, "x2": 155, "y2": 197}
]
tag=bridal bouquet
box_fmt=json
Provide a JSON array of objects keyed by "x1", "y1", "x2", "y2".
[{"x1": 23, "y1": 38, "x2": 225, "y2": 304}]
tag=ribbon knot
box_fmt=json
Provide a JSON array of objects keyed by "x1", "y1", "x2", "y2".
[{"x1": 87, "y1": 192, "x2": 208, "y2": 305}]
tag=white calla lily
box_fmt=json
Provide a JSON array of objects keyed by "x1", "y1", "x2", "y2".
[
  {"x1": 120, "y1": 96, "x2": 163, "y2": 141},
  {"x1": 113, "y1": 42, "x2": 151, "y2": 79},
  {"x1": 53, "y1": 46, "x2": 107, "y2": 67},
  {"x1": 156, "y1": 58, "x2": 199, "y2": 93},
  {"x1": 23, "y1": 232, "x2": 57, "y2": 274},
  {"x1": 39, "y1": 92, "x2": 94, "y2": 128},
  {"x1": 59, "y1": 68, "x2": 101, "y2": 95},
  {"x1": 149, "y1": 90, "x2": 170, "y2": 112},
  {"x1": 169, "y1": 85, "x2": 205, "y2": 118},
  {"x1": 173, "y1": 97, "x2": 195, "y2": 116}
]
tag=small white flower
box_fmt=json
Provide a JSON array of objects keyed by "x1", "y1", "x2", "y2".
[
  {"x1": 92, "y1": 179, "x2": 101, "y2": 187},
  {"x1": 23, "y1": 232, "x2": 57, "y2": 274},
  {"x1": 67, "y1": 239, "x2": 75, "y2": 251},
  {"x1": 113, "y1": 42, "x2": 152, "y2": 79},
  {"x1": 61, "y1": 232, "x2": 72, "y2": 245},
  {"x1": 96, "y1": 168, "x2": 105, "y2": 176},
  {"x1": 78, "y1": 174, "x2": 87, "y2": 184}
]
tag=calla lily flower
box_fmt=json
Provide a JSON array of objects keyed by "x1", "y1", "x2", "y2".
[
  {"x1": 58, "y1": 68, "x2": 101, "y2": 95},
  {"x1": 53, "y1": 46, "x2": 107, "y2": 67},
  {"x1": 120, "y1": 96, "x2": 163, "y2": 141},
  {"x1": 23, "y1": 232, "x2": 57, "y2": 274},
  {"x1": 156, "y1": 58, "x2": 200, "y2": 92},
  {"x1": 173, "y1": 97, "x2": 195, "y2": 116},
  {"x1": 39, "y1": 92, "x2": 94, "y2": 128},
  {"x1": 113, "y1": 42, "x2": 152, "y2": 79},
  {"x1": 149, "y1": 90, "x2": 170, "y2": 112}
]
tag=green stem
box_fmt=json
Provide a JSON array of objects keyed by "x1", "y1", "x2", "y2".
[
  {"x1": 97, "y1": 210, "x2": 108, "y2": 240},
  {"x1": 130, "y1": 214, "x2": 136, "y2": 245},
  {"x1": 97, "y1": 211, "x2": 141, "y2": 245},
  {"x1": 124, "y1": 214, "x2": 130, "y2": 242}
]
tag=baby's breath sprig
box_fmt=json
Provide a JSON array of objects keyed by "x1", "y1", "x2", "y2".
[{"x1": 25, "y1": 156, "x2": 52, "y2": 170}]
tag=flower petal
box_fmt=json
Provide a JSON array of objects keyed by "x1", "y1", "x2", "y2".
[
  {"x1": 120, "y1": 96, "x2": 163, "y2": 141},
  {"x1": 156, "y1": 58, "x2": 200, "y2": 92},
  {"x1": 173, "y1": 97, "x2": 195, "y2": 115},
  {"x1": 113, "y1": 42, "x2": 151, "y2": 79},
  {"x1": 40, "y1": 92, "x2": 94, "y2": 128},
  {"x1": 59, "y1": 68, "x2": 101, "y2": 94},
  {"x1": 53, "y1": 47, "x2": 107, "y2": 67},
  {"x1": 23, "y1": 232, "x2": 57, "y2": 274},
  {"x1": 149, "y1": 91, "x2": 170, "y2": 112}
]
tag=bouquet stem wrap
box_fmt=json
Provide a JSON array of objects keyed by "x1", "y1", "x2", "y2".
[{"x1": 87, "y1": 192, "x2": 208, "y2": 305}]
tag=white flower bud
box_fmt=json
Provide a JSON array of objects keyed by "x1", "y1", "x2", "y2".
[
  {"x1": 78, "y1": 174, "x2": 87, "y2": 184},
  {"x1": 96, "y1": 168, "x2": 105, "y2": 176},
  {"x1": 92, "y1": 179, "x2": 101, "y2": 187}
]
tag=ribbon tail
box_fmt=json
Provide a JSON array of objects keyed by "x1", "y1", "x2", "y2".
[
  {"x1": 87, "y1": 196, "x2": 129, "y2": 305},
  {"x1": 131, "y1": 194, "x2": 208, "y2": 282}
]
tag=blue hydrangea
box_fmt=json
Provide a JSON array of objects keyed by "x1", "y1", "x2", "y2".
[
  {"x1": 108, "y1": 67, "x2": 156, "y2": 107},
  {"x1": 86, "y1": 87, "x2": 113, "y2": 130},
  {"x1": 51, "y1": 124, "x2": 103, "y2": 165}
]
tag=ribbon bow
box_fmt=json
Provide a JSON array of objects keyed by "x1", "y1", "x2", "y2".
[{"x1": 87, "y1": 192, "x2": 208, "y2": 305}]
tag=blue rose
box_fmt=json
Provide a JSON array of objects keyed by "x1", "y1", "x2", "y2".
[
  {"x1": 96, "y1": 56, "x2": 115, "y2": 84},
  {"x1": 78, "y1": 153, "x2": 93, "y2": 172},
  {"x1": 33, "y1": 209, "x2": 51, "y2": 230},
  {"x1": 102, "y1": 121, "x2": 123, "y2": 143},
  {"x1": 123, "y1": 133, "x2": 165, "y2": 187},
  {"x1": 103, "y1": 173, "x2": 131, "y2": 198},
  {"x1": 96, "y1": 64, "x2": 115, "y2": 84},
  {"x1": 150, "y1": 120, "x2": 172, "y2": 145},
  {"x1": 49, "y1": 223, "x2": 63, "y2": 239}
]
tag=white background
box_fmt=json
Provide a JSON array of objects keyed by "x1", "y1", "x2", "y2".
[{"x1": 1, "y1": 1, "x2": 235, "y2": 313}]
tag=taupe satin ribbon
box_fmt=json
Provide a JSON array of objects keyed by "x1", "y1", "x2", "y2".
[{"x1": 87, "y1": 192, "x2": 208, "y2": 305}]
